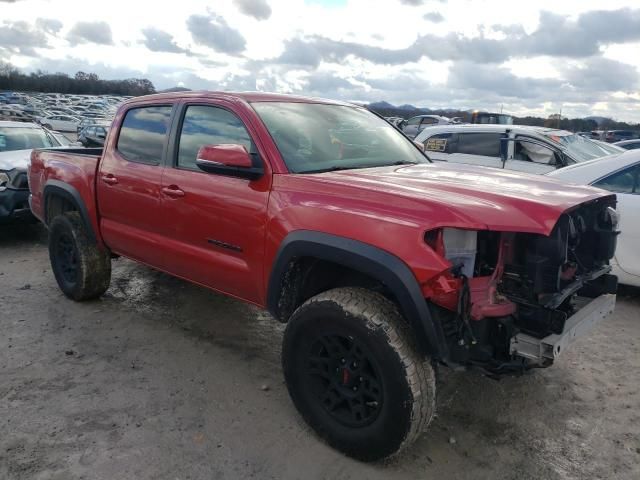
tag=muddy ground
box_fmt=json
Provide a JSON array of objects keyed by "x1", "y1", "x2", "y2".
[{"x1": 1, "y1": 224, "x2": 639, "y2": 480}]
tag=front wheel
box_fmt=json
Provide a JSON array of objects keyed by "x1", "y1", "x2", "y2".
[
  {"x1": 282, "y1": 288, "x2": 436, "y2": 461},
  {"x1": 49, "y1": 211, "x2": 111, "y2": 301}
]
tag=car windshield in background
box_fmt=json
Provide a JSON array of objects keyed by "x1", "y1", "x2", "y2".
[
  {"x1": 0, "y1": 127, "x2": 57, "y2": 152},
  {"x1": 543, "y1": 132, "x2": 611, "y2": 163},
  {"x1": 252, "y1": 102, "x2": 427, "y2": 173}
]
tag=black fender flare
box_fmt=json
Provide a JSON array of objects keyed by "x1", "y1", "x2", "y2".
[
  {"x1": 42, "y1": 180, "x2": 97, "y2": 243},
  {"x1": 267, "y1": 230, "x2": 448, "y2": 359}
]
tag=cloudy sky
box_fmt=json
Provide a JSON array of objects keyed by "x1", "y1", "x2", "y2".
[{"x1": 1, "y1": 0, "x2": 640, "y2": 121}]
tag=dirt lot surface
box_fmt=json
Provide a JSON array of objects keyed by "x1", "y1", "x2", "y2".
[{"x1": 1, "y1": 224, "x2": 639, "y2": 480}]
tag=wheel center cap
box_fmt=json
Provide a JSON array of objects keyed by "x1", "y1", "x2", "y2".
[{"x1": 342, "y1": 368, "x2": 350, "y2": 385}]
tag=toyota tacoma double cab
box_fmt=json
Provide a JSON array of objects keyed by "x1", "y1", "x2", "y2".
[{"x1": 29, "y1": 92, "x2": 619, "y2": 461}]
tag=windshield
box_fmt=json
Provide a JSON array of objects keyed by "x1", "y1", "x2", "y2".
[
  {"x1": 252, "y1": 102, "x2": 427, "y2": 173},
  {"x1": 0, "y1": 126, "x2": 58, "y2": 152},
  {"x1": 543, "y1": 132, "x2": 612, "y2": 163}
]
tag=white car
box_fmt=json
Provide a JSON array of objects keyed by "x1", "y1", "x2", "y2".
[
  {"x1": 614, "y1": 139, "x2": 640, "y2": 151},
  {"x1": 0, "y1": 121, "x2": 65, "y2": 222},
  {"x1": 402, "y1": 115, "x2": 452, "y2": 139},
  {"x1": 549, "y1": 150, "x2": 640, "y2": 287},
  {"x1": 38, "y1": 115, "x2": 81, "y2": 132},
  {"x1": 414, "y1": 124, "x2": 617, "y2": 174}
]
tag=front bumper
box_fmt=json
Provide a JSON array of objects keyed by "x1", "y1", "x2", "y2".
[
  {"x1": 509, "y1": 294, "x2": 616, "y2": 364},
  {"x1": 0, "y1": 188, "x2": 33, "y2": 223}
]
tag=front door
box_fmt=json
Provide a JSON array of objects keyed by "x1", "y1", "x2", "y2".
[{"x1": 158, "y1": 102, "x2": 271, "y2": 303}]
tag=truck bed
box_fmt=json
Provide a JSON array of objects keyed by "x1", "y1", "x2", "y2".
[{"x1": 28, "y1": 147, "x2": 104, "y2": 236}]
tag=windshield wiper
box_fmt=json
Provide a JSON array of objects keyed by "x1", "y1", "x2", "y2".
[{"x1": 303, "y1": 161, "x2": 419, "y2": 174}]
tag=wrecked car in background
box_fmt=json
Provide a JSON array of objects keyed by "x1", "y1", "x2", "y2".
[{"x1": 0, "y1": 121, "x2": 65, "y2": 223}]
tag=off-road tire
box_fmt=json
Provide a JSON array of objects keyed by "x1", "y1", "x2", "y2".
[
  {"x1": 282, "y1": 287, "x2": 436, "y2": 461},
  {"x1": 48, "y1": 211, "x2": 111, "y2": 301}
]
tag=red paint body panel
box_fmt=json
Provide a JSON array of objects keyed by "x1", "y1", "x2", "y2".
[
  {"x1": 28, "y1": 91, "x2": 616, "y2": 310},
  {"x1": 29, "y1": 149, "x2": 103, "y2": 246}
]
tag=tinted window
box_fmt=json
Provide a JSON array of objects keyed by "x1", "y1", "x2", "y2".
[
  {"x1": 86, "y1": 127, "x2": 95, "y2": 136},
  {"x1": 177, "y1": 105, "x2": 253, "y2": 170},
  {"x1": 406, "y1": 117, "x2": 421, "y2": 126},
  {"x1": 117, "y1": 106, "x2": 172, "y2": 164},
  {"x1": 421, "y1": 118, "x2": 437, "y2": 125},
  {"x1": 456, "y1": 133, "x2": 501, "y2": 157},
  {"x1": 594, "y1": 164, "x2": 639, "y2": 194}
]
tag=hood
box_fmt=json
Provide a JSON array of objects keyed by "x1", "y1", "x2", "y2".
[
  {"x1": 0, "y1": 149, "x2": 32, "y2": 171},
  {"x1": 304, "y1": 163, "x2": 615, "y2": 235}
]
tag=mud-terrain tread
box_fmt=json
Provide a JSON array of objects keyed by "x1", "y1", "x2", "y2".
[
  {"x1": 49, "y1": 211, "x2": 111, "y2": 301},
  {"x1": 283, "y1": 287, "x2": 436, "y2": 460}
]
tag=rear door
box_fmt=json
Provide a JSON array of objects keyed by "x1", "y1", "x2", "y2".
[
  {"x1": 593, "y1": 163, "x2": 640, "y2": 281},
  {"x1": 158, "y1": 101, "x2": 271, "y2": 303},
  {"x1": 448, "y1": 132, "x2": 503, "y2": 169},
  {"x1": 97, "y1": 103, "x2": 176, "y2": 268}
]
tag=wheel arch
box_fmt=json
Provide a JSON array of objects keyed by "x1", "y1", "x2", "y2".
[
  {"x1": 43, "y1": 180, "x2": 97, "y2": 243},
  {"x1": 267, "y1": 230, "x2": 448, "y2": 359}
]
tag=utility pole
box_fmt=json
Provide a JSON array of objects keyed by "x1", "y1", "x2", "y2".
[{"x1": 557, "y1": 105, "x2": 562, "y2": 129}]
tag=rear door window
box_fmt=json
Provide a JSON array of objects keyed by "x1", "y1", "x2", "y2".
[
  {"x1": 456, "y1": 133, "x2": 501, "y2": 157},
  {"x1": 116, "y1": 105, "x2": 173, "y2": 164}
]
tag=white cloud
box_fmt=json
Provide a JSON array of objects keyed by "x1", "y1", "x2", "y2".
[{"x1": 0, "y1": 0, "x2": 639, "y2": 121}]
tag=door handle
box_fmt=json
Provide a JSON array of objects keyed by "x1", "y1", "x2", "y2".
[
  {"x1": 162, "y1": 185, "x2": 185, "y2": 198},
  {"x1": 101, "y1": 174, "x2": 118, "y2": 185}
]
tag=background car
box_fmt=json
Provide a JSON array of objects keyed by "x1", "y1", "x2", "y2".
[
  {"x1": 414, "y1": 124, "x2": 617, "y2": 174},
  {"x1": 402, "y1": 115, "x2": 452, "y2": 138},
  {"x1": 38, "y1": 114, "x2": 81, "y2": 132},
  {"x1": 605, "y1": 130, "x2": 637, "y2": 143},
  {"x1": 0, "y1": 121, "x2": 63, "y2": 223},
  {"x1": 614, "y1": 139, "x2": 640, "y2": 150},
  {"x1": 78, "y1": 125, "x2": 109, "y2": 147},
  {"x1": 548, "y1": 150, "x2": 640, "y2": 287}
]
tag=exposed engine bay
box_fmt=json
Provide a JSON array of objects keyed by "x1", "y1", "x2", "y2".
[{"x1": 425, "y1": 197, "x2": 619, "y2": 375}]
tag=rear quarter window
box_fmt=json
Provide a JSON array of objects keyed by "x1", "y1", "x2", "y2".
[{"x1": 116, "y1": 105, "x2": 173, "y2": 164}]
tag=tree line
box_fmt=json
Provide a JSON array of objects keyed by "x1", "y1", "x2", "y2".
[{"x1": 0, "y1": 62, "x2": 156, "y2": 96}]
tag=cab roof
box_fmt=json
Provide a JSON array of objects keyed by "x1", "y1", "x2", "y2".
[{"x1": 122, "y1": 91, "x2": 357, "y2": 107}]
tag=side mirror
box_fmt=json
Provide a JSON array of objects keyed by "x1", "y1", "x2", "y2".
[
  {"x1": 413, "y1": 140, "x2": 425, "y2": 152},
  {"x1": 196, "y1": 144, "x2": 263, "y2": 180}
]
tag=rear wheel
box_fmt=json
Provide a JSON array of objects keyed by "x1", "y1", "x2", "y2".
[
  {"x1": 49, "y1": 211, "x2": 111, "y2": 301},
  {"x1": 282, "y1": 287, "x2": 436, "y2": 461}
]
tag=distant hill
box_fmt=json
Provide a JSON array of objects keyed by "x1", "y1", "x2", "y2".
[
  {"x1": 368, "y1": 101, "x2": 395, "y2": 109},
  {"x1": 159, "y1": 87, "x2": 192, "y2": 93},
  {"x1": 584, "y1": 116, "x2": 609, "y2": 126}
]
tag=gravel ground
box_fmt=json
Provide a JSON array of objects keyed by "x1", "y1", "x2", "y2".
[{"x1": 1, "y1": 224, "x2": 639, "y2": 480}]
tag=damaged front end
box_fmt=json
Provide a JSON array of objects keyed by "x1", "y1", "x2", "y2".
[{"x1": 422, "y1": 197, "x2": 619, "y2": 375}]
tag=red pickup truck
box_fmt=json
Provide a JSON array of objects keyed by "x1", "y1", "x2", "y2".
[{"x1": 29, "y1": 92, "x2": 618, "y2": 461}]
